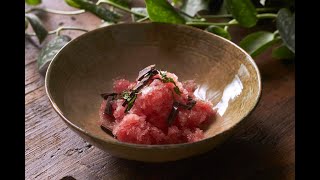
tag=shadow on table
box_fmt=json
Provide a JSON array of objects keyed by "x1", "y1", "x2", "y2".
[{"x1": 108, "y1": 136, "x2": 292, "y2": 180}]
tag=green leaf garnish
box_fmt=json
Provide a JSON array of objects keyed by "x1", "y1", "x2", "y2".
[
  {"x1": 37, "y1": 35, "x2": 71, "y2": 76},
  {"x1": 174, "y1": 87, "x2": 181, "y2": 95},
  {"x1": 65, "y1": 0, "x2": 120, "y2": 22},
  {"x1": 125, "y1": 93, "x2": 137, "y2": 113},
  {"x1": 276, "y1": 8, "x2": 295, "y2": 53},
  {"x1": 206, "y1": 25, "x2": 231, "y2": 40},
  {"x1": 25, "y1": 0, "x2": 42, "y2": 5},
  {"x1": 272, "y1": 44, "x2": 295, "y2": 60},
  {"x1": 226, "y1": 0, "x2": 257, "y2": 28},
  {"x1": 239, "y1": 31, "x2": 280, "y2": 57},
  {"x1": 25, "y1": 14, "x2": 48, "y2": 44},
  {"x1": 160, "y1": 71, "x2": 181, "y2": 95},
  {"x1": 145, "y1": 0, "x2": 186, "y2": 24},
  {"x1": 121, "y1": 91, "x2": 131, "y2": 101}
]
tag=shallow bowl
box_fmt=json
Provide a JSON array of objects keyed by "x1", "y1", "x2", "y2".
[{"x1": 45, "y1": 22, "x2": 261, "y2": 162}]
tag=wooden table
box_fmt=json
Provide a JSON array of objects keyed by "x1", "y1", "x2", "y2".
[{"x1": 25, "y1": 0, "x2": 295, "y2": 179}]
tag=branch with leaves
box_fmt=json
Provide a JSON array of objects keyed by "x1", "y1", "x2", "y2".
[{"x1": 25, "y1": 0, "x2": 295, "y2": 75}]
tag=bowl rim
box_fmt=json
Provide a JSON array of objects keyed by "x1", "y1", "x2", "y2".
[{"x1": 45, "y1": 22, "x2": 262, "y2": 149}]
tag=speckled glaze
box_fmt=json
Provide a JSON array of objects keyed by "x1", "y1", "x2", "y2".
[{"x1": 45, "y1": 22, "x2": 261, "y2": 162}]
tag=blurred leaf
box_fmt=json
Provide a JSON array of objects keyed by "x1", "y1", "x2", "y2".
[
  {"x1": 25, "y1": 14, "x2": 48, "y2": 44},
  {"x1": 215, "y1": 0, "x2": 228, "y2": 15},
  {"x1": 172, "y1": 0, "x2": 183, "y2": 6},
  {"x1": 208, "y1": 0, "x2": 224, "y2": 13},
  {"x1": 181, "y1": 0, "x2": 212, "y2": 17},
  {"x1": 205, "y1": 25, "x2": 231, "y2": 40},
  {"x1": 265, "y1": 0, "x2": 295, "y2": 10},
  {"x1": 65, "y1": 0, "x2": 81, "y2": 8},
  {"x1": 276, "y1": 8, "x2": 295, "y2": 53},
  {"x1": 108, "y1": 0, "x2": 130, "y2": 8},
  {"x1": 272, "y1": 44, "x2": 295, "y2": 59},
  {"x1": 240, "y1": 31, "x2": 280, "y2": 57},
  {"x1": 25, "y1": 17, "x2": 29, "y2": 30},
  {"x1": 65, "y1": 0, "x2": 120, "y2": 22},
  {"x1": 145, "y1": 0, "x2": 185, "y2": 24},
  {"x1": 226, "y1": 0, "x2": 257, "y2": 28},
  {"x1": 131, "y1": 7, "x2": 148, "y2": 21},
  {"x1": 25, "y1": 0, "x2": 42, "y2": 5},
  {"x1": 37, "y1": 35, "x2": 71, "y2": 75}
]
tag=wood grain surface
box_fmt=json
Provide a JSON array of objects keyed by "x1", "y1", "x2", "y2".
[{"x1": 25, "y1": 0, "x2": 295, "y2": 179}]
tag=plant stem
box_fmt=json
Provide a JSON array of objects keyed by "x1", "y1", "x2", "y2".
[
  {"x1": 186, "y1": 21, "x2": 238, "y2": 26},
  {"x1": 201, "y1": 14, "x2": 233, "y2": 18},
  {"x1": 257, "y1": 13, "x2": 277, "y2": 19},
  {"x1": 25, "y1": 7, "x2": 85, "y2": 15},
  {"x1": 25, "y1": 27, "x2": 88, "y2": 36},
  {"x1": 97, "y1": 0, "x2": 147, "y2": 17},
  {"x1": 201, "y1": 13, "x2": 277, "y2": 19},
  {"x1": 136, "y1": 16, "x2": 149, "y2": 22},
  {"x1": 256, "y1": 7, "x2": 279, "y2": 13},
  {"x1": 224, "y1": 19, "x2": 237, "y2": 31}
]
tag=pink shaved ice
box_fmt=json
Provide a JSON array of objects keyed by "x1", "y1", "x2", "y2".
[{"x1": 99, "y1": 71, "x2": 216, "y2": 145}]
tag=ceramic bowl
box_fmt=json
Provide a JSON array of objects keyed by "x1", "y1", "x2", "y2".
[{"x1": 45, "y1": 22, "x2": 261, "y2": 162}]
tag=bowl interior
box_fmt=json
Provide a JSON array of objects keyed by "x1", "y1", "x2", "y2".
[{"x1": 46, "y1": 23, "x2": 261, "y2": 146}]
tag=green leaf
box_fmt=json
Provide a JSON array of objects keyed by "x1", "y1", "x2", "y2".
[
  {"x1": 65, "y1": 0, "x2": 120, "y2": 22},
  {"x1": 145, "y1": 0, "x2": 185, "y2": 24},
  {"x1": 25, "y1": 17, "x2": 29, "y2": 30},
  {"x1": 125, "y1": 93, "x2": 137, "y2": 112},
  {"x1": 25, "y1": 0, "x2": 42, "y2": 5},
  {"x1": 272, "y1": 44, "x2": 295, "y2": 59},
  {"x1": 225, "y1": 0, "x2": 257, "y2": 28},
  {"x1": 25, "y1": 14, "x2": 48, "y2": 44},
  {"x1": 205, "y1": 25, "x2": 231, "y2": 40},
  {"x1": 276, "y1": 8, "x2": 295, "y2": 53},
  {"x1": 239, "y1": 31, "x2": 280, "y2": 57},
  {"x1": 181, "y1": 0, "x2": 211, "y2": 17},
  {"x1": 172, "y1": 0, "x2": 183, "y2": 6},
  {"x1": 160, "y1": 71, "x2": 181, "y2": 95},
  {"x1": 37, "y1": 35, "x2": 71, "y2": 75},
  {"x1": 108, "y1": 0, "x2": 130, "y2": 8},
  {"x1": 65, "y1": 0, "x2": 81, "y2": 8},
  {"x1": 131, "y1": 7, "x2": 148, "y2": 21}
]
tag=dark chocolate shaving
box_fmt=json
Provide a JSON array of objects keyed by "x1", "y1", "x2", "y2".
[
  {"x1": 186, "y1": 96, "x2": 197, "y2": 110},
  {"x1": 167, "y1": 102, "x2": 180, "y2": 125},
  {"x1": 137, "y1": 64, "x2": 156, "y2": 81},
  {"x1": 167, "y1": 96, "x2": 197, "y2": 125},
  {"x1": 100, "y1": 93, "x2": 117, "y2": 116},
  {"x1": 104, "y1": 95, "x2": 115, "y2": 116},
  {"x1": 100, "y1": 92, "x2": 117, "y2": 100},
  {"x1": 100, "y1": 125, "x2": 114, "y2": 137}
]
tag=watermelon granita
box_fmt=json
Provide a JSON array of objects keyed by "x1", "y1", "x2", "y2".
[{"x1": 99, "y1": 65, "x2": 216, "y2": 145}]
